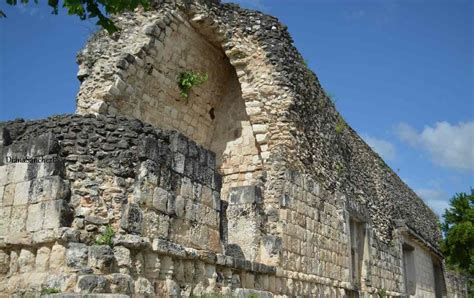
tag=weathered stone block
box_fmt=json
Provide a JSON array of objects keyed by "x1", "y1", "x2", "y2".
[
  {"x1": 66, "y1": 243, "x2": 88, "y2": 270},
  {"x1": 9, "y1": 205, "x2": 27, "y2": 233},
  {"x1": 18, "y1": 248, "x2": 35, "y2": 273},
  {"x1": 26, "y1": 202, "x2": 44, "y2": 232},
  {"x1": 0, "y1": 249, "x2": 10, "y2": 274},
  {"x1": 175, "y1": 195, "x2": 185, "y2": 217},
  {"x1": 113, "y1": 246, "x2": 131, "y2": 268},
  {"x1": 13, "y1": 180, "x2": 30, "y2": 206},
  {"x1": 76, "y1": 274, "x2": 108, "y2": 293},
  {"x1": 36, "y1": 156, "x2": 66, "y2": 178},
  {"x1": 211, "y1": 172, "x2": 222, "y2": 191},
  {"x1": 170, "y1": 132, "x2": 188, "y2": 154},
  {"x1": 171, "y1": 152, "x2": 185, "y2": 174},
  {"x1": 180, "y1": 177, "x2": 193, "y2": 199},
  {"x1": 32, "y1": 228, "x2": 58, "y2": 244},
  {"x1": 144, "y1": 251, "x2": 160, "y2": 276},
  {"x1": 108, "y1": 273, "x2": 133, "y2": 294},
  {"x1": 153, "y1": 187, "x2": 170, "y2": 213},
  {"x1": 138, "y1": 136, "x2": 160, "y2": 163},
  {"x1": 35, "y1": 246, "x2": 51, "y2": 271},
  {"x1": 3, "y1": 183, "x2": 15, "y2": 206},
  {"x1": 43, "y1": 199, "x2": 71, "y2": 229},
  {"x1": 120, "y1": 203, "x2": 143, "y2": 234},
  {"x1": 30, "y1": 176, "x2": 70, "y2": 203},
  {"x1": 0, "y1": 165, "x2": 8, "y2": 186},
  {"x1": 88, "y1": 245, "x2": 114, "y2": 273},
  {"x1": 229, "y1": 185, "x2": 262, "y2": 205},
  {"x1": 27, "y1": 132, "x2": 59, "y2": 157},
  {"x1": 113, "y1": 234, "x2": 149, "y2": 249},
  {"x1": 9, "y1": 163, "x2": 28, "y2": 184},
  {"x1": 49, "y1": 244, "x2": 66, "y2": 270}
]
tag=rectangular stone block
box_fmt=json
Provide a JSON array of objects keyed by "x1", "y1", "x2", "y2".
[
  {"x1": 13, "y1": 180, "x2": 30, "y2": 206},
  {"x1": 138, "y1": 136, "x2": 160, "y2": 163},
  {"x1": 180, "y1": 177, "x2": 193, "y2": 199},
  {"x1": 36, "y1": 156, "x2": 65, "y2": 178},
  {"x1": 9, "y1": 163, "x2": 28, "y2": 184},
  {"x1": 120, "y1": 203, "x2": 143, "y2": 234},
  {"x1": 172, "y1": 152, "x2": 185, "y2": 174},
  {"x1": 212, "y1": 191, "x2": 220, "y2": 211},
  {"x1": 26, "y1": 203, "x2": 44, "y2": 232},
  {"x1": 0, "y1": 165, "x2": 8, "y2": 186},
  {"x1": 228, "y1": 185, "x2": 262, "y2": 205},
  {"x1": 9, "y1": 205, "x2": 27, "y2": 233},
  {"x1": 0, "y1": 206, "x2": 11, "y2": 237},
  {"x1": 43, "y1": 199, "x2": 69, "y2": 229},
  {"x1": 153, "y1": 187, "x2": 169, "y2": 213},
  {"x1": 30, "y1": 176, "x2": 70, "y2": 203},
  {"x1": 27, "y1": 132, "x2": 59, "y2": 157},
  {"x1": 170, "y1": 132, "x2": 188, "y2": 154}
]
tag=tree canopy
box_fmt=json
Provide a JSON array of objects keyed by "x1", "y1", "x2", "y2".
[
  {"x1": 1, "y1": 0, "x2": 151, "y2": 33},
  {"x1": 441, "y1": 190, "x2": 474, "y2": 278}
]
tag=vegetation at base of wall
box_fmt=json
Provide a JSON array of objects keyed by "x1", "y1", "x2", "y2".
[
  {"x1": 440, "y1": 190, "x2": 474, "y2": 294},
  {"x1": 335, "y1": 161, "x2": 345, "y2": 177},
  {"x1": 335, "y1": 115, "x2": 346, "y2": 134},
  {"x1": 95, "y1": 225, "x2": 115, "y2": 247},
  {"x1": 377, "y1": 288, "x2": 387, "y2": 298},
  {"x1": 41, "y1": 287, "x2": 61, "y2": 295},
  {"x1": 178, "y1": 71, "x2": 209, "y2": 100},
  {"x1": 1, "y1": 0, "x2": 150, "y2": 33}
]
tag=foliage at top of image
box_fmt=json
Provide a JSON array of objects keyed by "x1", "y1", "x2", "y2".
[
  {"x1": 2, "y1": 0, "x2": 151, "y2": 33},
  {"x1": 95, "y1": 225, "x2": 115, "y2": 247},
  {"x1": 441, "y1": 190, "x2": 474, "y2": 278},
  {"x1": 178, "y1": 71, "x2": 208, "y2": 100}
]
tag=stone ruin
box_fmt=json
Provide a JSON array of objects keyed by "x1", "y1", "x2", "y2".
[{"x1": 0, "y1": 0, "x2": 469, "y2": 297}]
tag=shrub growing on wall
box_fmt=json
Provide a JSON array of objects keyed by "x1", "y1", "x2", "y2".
[{"x1": 178, "y1": 71, "x2": 208, "y2": 100}]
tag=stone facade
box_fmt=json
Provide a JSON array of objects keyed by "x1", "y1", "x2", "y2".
[{"x1": 0, "y1": 0, "x2": 469, "y2": 297}]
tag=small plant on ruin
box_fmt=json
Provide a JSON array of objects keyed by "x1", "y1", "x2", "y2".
[
  {"x1": 95, "y1": 225, "x2": 115, "y2": 247},
  {"x1": 178, "y1": 71, "x2": 209, "y2": 100},
  {"x1": 41, "y1": 287, "x2": 61, "y2": 294},
  {"x1": 335, "y1": 116, "x2": 346, "y2": 135},
  {"x1": 377, "y1": 288, "x2": 387, "y2": 298},
  {"x1": 335, "y1": 161, "x2": 345, "y2": 177}
]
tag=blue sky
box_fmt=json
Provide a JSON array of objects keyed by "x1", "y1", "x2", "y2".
[{"x1": 1, "y1": 0, "x2": 473, "y2": 216}]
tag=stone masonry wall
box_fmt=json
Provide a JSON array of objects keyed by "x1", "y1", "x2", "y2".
[
  {"x1": 72, "y1": 0, "x2": 467, "y2": 296},
  {"x1": 0, "y1": 115, "x2": 276, "y2": 296}
]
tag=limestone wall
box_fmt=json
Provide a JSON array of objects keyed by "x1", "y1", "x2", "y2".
[{"x1": 0, "y1": 115, "x2": 276, "y2": 296}]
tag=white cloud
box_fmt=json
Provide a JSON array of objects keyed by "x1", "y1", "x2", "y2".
[
  {"x1": 415, "y1": 188, "x2": 450, "y2": 216},
  {"x1": 395, "y1": 121, "x2": 474, "y2": 171},
  {"x1": 362, "y1": 134, "x2": 396, "y2": 161}
]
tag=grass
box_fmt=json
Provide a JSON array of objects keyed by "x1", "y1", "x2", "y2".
[
  {"x1": 95, "y1": 225, "x2": 115, "y2": 247},
  {"x1": 335, "y1": 116, "x2": 346, "y2": 134}
]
